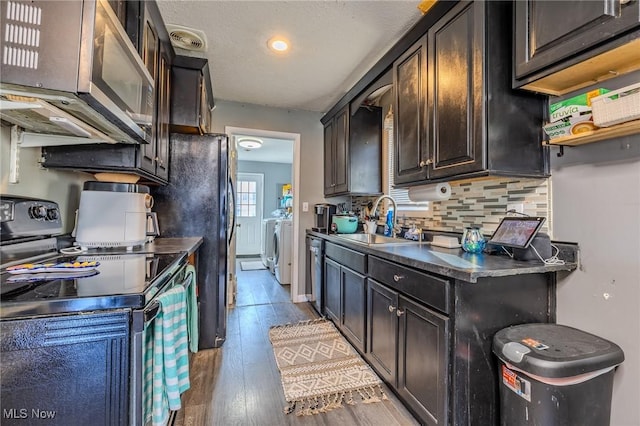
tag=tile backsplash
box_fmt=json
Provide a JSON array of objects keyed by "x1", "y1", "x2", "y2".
[{"x1": 352, "y1": 177, "x2": 551, "y2": 237}]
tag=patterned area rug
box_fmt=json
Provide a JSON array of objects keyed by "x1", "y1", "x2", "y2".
[{"x1": 269, "y1": 318, "x2": 387, "y2": 416}]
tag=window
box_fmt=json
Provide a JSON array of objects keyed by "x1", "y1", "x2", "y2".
[
  {"x1": 385, "y1": 107, "x2": 429, "y2": 213},
  {"x1": 236, "y1": 180, "x2": 257, "y2": 217}
]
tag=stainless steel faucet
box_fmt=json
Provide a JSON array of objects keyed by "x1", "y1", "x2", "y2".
[{"x1": 371, "y1": 195, "x2": 401, "y2": 237}]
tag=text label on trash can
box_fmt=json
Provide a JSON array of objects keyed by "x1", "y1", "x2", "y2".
[
  {"x1": 502, "y1": 365, "x2": 531, "y2": 401},
  {"x1": 521, "y1": 337, "x2": 549, "y2": 350}
]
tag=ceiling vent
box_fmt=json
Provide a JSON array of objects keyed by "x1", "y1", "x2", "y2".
[{"x1": 166, "y1": 24, "x2": 207, "y2": 52}]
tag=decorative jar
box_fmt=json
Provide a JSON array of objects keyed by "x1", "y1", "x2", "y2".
[{"x1": 461, "y1": 226, "x2": 485, "y2": 253}]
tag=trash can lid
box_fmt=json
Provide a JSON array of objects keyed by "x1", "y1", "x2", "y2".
[{"x1": 492, "y1": 323, "x2": 624, "y2": 378}]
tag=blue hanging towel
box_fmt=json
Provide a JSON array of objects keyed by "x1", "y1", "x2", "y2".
[
  {"x1": 144, "y1": 284, "x2": 191, "y2": 426},
  {"x1": 184, "y1": 265, "x2": 199, "y2": 353}
]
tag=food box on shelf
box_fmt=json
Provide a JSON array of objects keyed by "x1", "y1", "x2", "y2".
[
  {"x1": 543, "y1": 114, "x2": 598, "y2": 139},
  {"x1": 549, "y1": 88, "x2": 610, "y2": 123}
]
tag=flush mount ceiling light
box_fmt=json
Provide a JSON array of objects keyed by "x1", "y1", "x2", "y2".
[
  {"x1": 268, "y1": 36, "x2": 289, "y2": 53},
  {"x1": 237, "y1": 137, "x2": 263, "y2": 151}
]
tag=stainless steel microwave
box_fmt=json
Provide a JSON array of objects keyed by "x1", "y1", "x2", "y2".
[{"x1": 0, "y1": 0, "x2": 154, "y2": 144}]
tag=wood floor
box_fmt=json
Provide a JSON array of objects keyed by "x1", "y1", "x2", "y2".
[{"x1": 173, "y1": 258, "x2": 419, "y2": 426}]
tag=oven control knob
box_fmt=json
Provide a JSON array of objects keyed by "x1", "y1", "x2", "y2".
[
  {"x1": 46, "y1": 208, "x2": 60, "y2": 221},
  {"x1": 29, "y1": 205, "x2": 48, "y2": 219}
]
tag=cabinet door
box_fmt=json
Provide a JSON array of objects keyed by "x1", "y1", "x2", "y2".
[
  {"x1": 393, "y1": 36, "x2": 429, "y2": 185},
  {"x1": 333, "y1": 106, "x2": 349, "y2": 194},
  {"x1": 341, "y1": 266, "x2": 366, "y2": 353},
  {"x1": 323, "y1": 121, "x2": 335, "y2": 195},
  {"x1": 515, "y1": 0, "x2": 640, "y2": 80},
  {"x1": 366, "y1": 278, "x2": 398, "y2": 386},
  {"x1": 324, "y1": 257, "x2": 341, "y2": 324},
  {"x1": 155, "y1": 41, "x2": 172, "y2": 181},
  {"x1": 397, "y1": 296, "x2": 449, "y2": 426},
  {"x1": 140, "y1": 4, "x2": 159, "y2": 175},
  {"x1": 427, "y1": 1, "x2": 484, "y2": 180}
]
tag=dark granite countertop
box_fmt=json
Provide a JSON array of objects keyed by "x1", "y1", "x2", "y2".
[
  {"x1": 144, "y1": 237, "x2": 203, "y2": 255},
  {"x1": 308, "y1": 231, "x2": 577, "y2": 283}
]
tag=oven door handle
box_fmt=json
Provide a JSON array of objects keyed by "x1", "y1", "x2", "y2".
[
  {"x1": 144, "y1": 301, "x2": 160, "y2": 324},
  {"x1": 143, "y1": 266, "x2": 195, "y2": 324}
]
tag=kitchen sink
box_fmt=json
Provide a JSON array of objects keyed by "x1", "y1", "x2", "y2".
[{"x1": 335, "y1": 233, "x2": 420, "y2": 246}]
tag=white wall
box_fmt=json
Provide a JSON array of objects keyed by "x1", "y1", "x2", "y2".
[
  {"x1": 551, "y1": 136, "x2": 640, "y2": 426},
  {"x1": 0, "y1": 124, "x2": 90, "y2": 233},
  {"x1": 211, "y1": 100, "x2": 325, "y2": 296}
]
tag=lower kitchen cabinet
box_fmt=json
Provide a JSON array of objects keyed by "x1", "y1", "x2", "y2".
[
  {"x1": 323, "y1": 243, "x2": 367, "y2": 353},
  {"x1": 0, "y1": 311, "x2": 130, "y2": 425},
  {"x1": 324, "y1": 257, "x2": 341, "y2": 325},
  {"x1": 367, "y1": 273, "x2": 449, "y2": 426},
  {"x1": 397, "y1": 295, "x2": 449, "y2": 426}
]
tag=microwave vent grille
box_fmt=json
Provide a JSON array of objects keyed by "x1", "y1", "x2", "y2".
[{"x1": 2, "y1": 1, "x2": 42, "y2": 69}]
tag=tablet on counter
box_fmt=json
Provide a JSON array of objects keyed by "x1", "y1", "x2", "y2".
[{"x1": 488, "y1": 217, "x2": 546, "y2": 249}]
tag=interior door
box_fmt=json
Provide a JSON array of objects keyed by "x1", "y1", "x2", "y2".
[{"x1": 236, "y1": 172, "x2": 264, "y2": 256}]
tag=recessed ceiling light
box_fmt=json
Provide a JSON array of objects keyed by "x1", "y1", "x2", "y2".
[{"x1": 268, "y1": 37, "x2": 289, "y2": 53}]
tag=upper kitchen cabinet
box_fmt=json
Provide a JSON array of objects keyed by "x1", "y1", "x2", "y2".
[
  {"x1": 323, "y1": 104, "x2": 382, "y2": 196},
  {"x1": 324, "y1": 106, "x2": 349, "y2": 195},
  {"x1": 171, "y1": 56, "x2": 214, "y2": 134},
  {"x1": 395, "y1": 1, "x2": 548, "y2": 186},
  {"x1": 513, "y1": 0, "x2": 640, "y2": 96},
  {"x1": 393, "y1": 37, "x2": 429, "y2": 185}
]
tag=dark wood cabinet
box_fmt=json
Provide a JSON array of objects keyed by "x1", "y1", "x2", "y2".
[
  {"x1": 340, "y1": 265, "x2": 367, "y2": 352},
  {"x1": 324, "y1": 106, "x2": 349, "y2": 195},
  {"x1": 367, "y1": 260, "x2": 449, "y2": 426},
  {"x1": 140, "y1": 2, "x2": 171, "y2": 181},
  {"x1": 393, "y1": 1, "x2": 548, "y2": 186},
  {"x1": 393, "y1": 36, "x2": 429, "y2": 185},
  {"x1": 323, "y1": 104, "x2": 382, "y2": 197},
  {"x1": 324, "y1": 257, "x2": 341, "y2": 325},
  {"x1": 171, "y1": 56, "x2": 214, "y2": 135},
  {"x1": 323, "y1": 243, "x2": 367, "y2": 353},
  {"x1": 0, "y1": 311, "x2": 130, "y2": 425},
  {"x1": 397, "y1": 295, "x2": 448, "y2": 426},
  {"x1": 514, "y1": 0, "x2": 640, "y2": 92}
]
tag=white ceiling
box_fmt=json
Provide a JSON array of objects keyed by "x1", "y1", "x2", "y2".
[
  {"x1": 156, "y1": 1, "x2": 424, "y2": 113},
  {"x1": 234, "y1": 135, "x2": 294, "y2": 164}
]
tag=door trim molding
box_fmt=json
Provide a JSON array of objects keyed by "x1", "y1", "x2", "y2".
[{"x1": 225, "y1": 126, "x2": 302, "y2": 303}]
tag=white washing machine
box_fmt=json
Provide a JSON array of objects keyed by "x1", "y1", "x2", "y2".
[
  {"x1": 261, "y1": 218, "x2": 278, "y2": 272},
  {"x1": 274, "y1": 219, "x2": 293, "y2": 285}
]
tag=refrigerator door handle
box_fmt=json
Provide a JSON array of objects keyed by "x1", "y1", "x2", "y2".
[{"x1": 228, "y1": 176, "x2": 237, "y2": 245}]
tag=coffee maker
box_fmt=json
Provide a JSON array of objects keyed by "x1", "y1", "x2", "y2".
[{"x1": 313, "y1": 203, "x2": 337, "y2": 234}]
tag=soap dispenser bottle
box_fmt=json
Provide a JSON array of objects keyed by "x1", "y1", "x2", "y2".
[{"x1": 384, "y1": 209, "x2": 393, "y2": 236}]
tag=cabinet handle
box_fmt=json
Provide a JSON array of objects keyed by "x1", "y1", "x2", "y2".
[
  {"x1": 393, "y1": 274, "x2": 404, "y2": 282},
  {"x1": 388, "y1": 305, "x2": 396, "y2": 313},
  {"x1": 419, "y1": 159, "x2": 433, "y2": 167},
  {"x1": 396, "y1": 309, "x2": 405, "y2": 317}
]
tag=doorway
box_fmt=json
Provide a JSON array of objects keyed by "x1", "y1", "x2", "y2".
[{"x1": 225, "y1": 126, "x2": 301, "y2": 302}]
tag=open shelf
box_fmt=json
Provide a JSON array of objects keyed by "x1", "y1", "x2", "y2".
[{"x1": 544, "y1": 119, "x2": 640, "y2": 147}]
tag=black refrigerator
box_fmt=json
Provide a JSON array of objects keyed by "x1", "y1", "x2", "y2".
[{"x1": 152, "y1": 133, "x2": 233, "y2": 349}]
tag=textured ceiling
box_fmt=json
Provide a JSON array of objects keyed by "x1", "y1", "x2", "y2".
[{"x1": 156, "y1": 1, "x2": 424, "y2": 113}]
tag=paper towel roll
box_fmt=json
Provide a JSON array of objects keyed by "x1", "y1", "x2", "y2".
[{"x1": 408, "y1": 182, "x2": 451, "y2": 202}]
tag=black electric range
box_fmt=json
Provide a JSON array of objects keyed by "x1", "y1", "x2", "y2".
[{"x1": 1, "y1": 195, "x2": 187, "y2": 319}]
